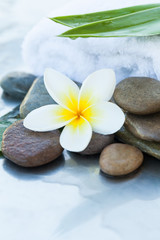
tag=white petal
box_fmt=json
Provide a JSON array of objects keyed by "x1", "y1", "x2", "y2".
[
  {"x1": 44, "y1": 68, "x2": 79, "y2": 112},
  {"x1": 78, "y1": 69, "x2": 116, "y2": 111},
  {"x1": 60, "y1": 117, "x2": 92, "y2": 152},
  {"x1": 82, "y1": 102, "x2": 125, "y2": 135},
  {"x1": 23, "y1": 105, "x2": 76, "y2": 132}
]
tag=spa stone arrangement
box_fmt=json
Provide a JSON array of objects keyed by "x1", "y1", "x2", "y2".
[
  {"x1": 115, "y1": 77, "x2": 160, "y2": 160},
  {"x1": 1, "y1": 70, "x2": 160, "y2": 177}
]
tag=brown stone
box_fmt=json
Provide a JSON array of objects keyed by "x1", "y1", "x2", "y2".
[
  {"x1": 1, "y1": 120, "x2": 63, "y2": 167},
  {"x1": 99, "y1": 143, "x2": 143, "y2": 176},
  {"x1": 125, "y1": 112, "x2": 160, "y2": 142},
  {"x1": 80, "y1": 132, "x2": 114, "y2": 155},
  {"x1": 114, "y1": 77, "x2": 160, "y2": 115},
  {"x1": 116, "y1": 126, "x2": 160, "y2": 160}
]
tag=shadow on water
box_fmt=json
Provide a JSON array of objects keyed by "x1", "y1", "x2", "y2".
[
  {"x1": 2, "y1": 149, "x2": 160, "y2": 238},
  {"x1": 49, "y1": 153, "x2": 160, "y2": 238},
  {"x1": 2, "y1": 154, "x2": 65, "y2": 181}
]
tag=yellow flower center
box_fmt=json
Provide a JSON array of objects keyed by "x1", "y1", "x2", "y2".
[{"x1": 56, "y1": 92, "x2": 95, "y2": 127}]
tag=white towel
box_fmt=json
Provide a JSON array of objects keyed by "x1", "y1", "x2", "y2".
[{"x1": 22, "y1": 0, "x2": 160, "y2": 83}]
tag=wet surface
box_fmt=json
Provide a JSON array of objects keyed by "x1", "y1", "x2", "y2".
[{"x1": 1, "y1": 148, "x2": 160, "y2": 240}]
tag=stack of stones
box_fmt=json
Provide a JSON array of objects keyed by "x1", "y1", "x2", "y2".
[
  {"x1": 0, "y1": 72, "x2": 115, "y2": 167},
  {"x1": 1, "y1": 71, "x2": 151, "y2": 177},
  {"x1": 3, "y1": 72, "x2": 160, "y2": 177},
  {"x1": 114, "y1": 77, "x2": 160, "y2": 160},
  {"x1": 5, "y1": 71, "x2": 160, "y2": 176}
]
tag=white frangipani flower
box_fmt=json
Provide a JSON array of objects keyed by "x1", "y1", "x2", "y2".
[{"x1": 24, "y1": 68, "x2": 125, "y2": 152}]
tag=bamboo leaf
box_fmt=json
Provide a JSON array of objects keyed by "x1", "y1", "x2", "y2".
[
  {"x1": 51, "y1": 4, "x2": 160, "y2": 28},
  {"x1": 51, "y1": 4, "x2": 160, "y2": 38}
]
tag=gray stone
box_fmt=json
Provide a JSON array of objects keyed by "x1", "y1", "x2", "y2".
[
  {"x1": 99, "y1": 143, "x2": 143, "y2": 176},
  {"x1": 20, "y1": 77, "x2": 81, "y2": 118},
  {"x1": 1, "y1": 120, "x2": 63, "y2": 167},
  {"x1": 116, "y1": 126, "x2": 160, "y2": 160},
  {"x1": 0, "y1": 72, "x2": 36, "y2": 99},
  {"x1": 20, "y1": 76, "x2": 56, "y2": 118},
  {"x1": 80, "y1": 132, "x2": 114, "y2": 155},
  {"x1": 125, "y1": 112, "x2": 160, "y2": 142},
  {"x1": 114, "y1": 77, "x2": 160, "y2": 115}
]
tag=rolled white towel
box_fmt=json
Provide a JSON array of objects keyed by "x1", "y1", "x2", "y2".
[{"x1": 22, "y1": 0, "x2": 160, "y2": 83}]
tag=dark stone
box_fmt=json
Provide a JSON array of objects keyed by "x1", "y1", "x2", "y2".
[
  {"x1": 1, "y1": 120, "x2": 63, "y2": 167},
  {"x1": 0, "y1": 72, "x2": 36, "y2": 99},
  {"x1": 114, "y1": 77, "x2": 160, "y2": 115},
  {"x1": 99, "y1": 143, "x2": 143, "y2": 176},
  {"x1": 116, "y1": 126, "x2": 160, "y2": 160},
  {"x1": 20, "y1": 76, "x2": 56, "y2": 118},
  {"x1": 125, "y1": 112, "x2": 160, "y2": 142},
  {"x1": 80, "y1": 132, "x2": 114, "y2": 155}
]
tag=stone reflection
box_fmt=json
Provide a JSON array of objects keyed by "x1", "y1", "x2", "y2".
[{"x1": 2, "y1": 150, "x2": 160, "y2": 238}]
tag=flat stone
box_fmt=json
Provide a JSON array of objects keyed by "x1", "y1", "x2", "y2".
[
  {"x1": 20, "y1": 76, "x2": 56, "y2": 118},
  {"x1": 116, "y1": 126, "x2": 160, "y2": 160},
  {"x1": 80, "y1": 132, "x2": 114, "y2": 155},
  {"x1": 114, "y1": 77, "x2": 160, "y2": 115},
  {"x1": 0, "y1": 72, "x2": 36, "y2": 99},
  {"x1": 1, "y1": 120, "x2": 63, "y2": 167},
  {"x1": 125, "y1": 112, "x2": 160, "y2": 142},
  {"x1": 99, "y1": 143, "x2": 143, "y2": 176},
  {"x1": 20, "y1": 77, "x2": 81, "y2": 118}
]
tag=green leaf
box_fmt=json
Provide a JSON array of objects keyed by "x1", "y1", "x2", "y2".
[
  {"x1": 0, "y1": 106, "x2": 21, "y2": 153},
  {"x1": 51, "y1": 4, "x2": 160, "y2": 38},
  {"x1": 51, "y1": 4, "x2": 160, "y2": 28}
]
